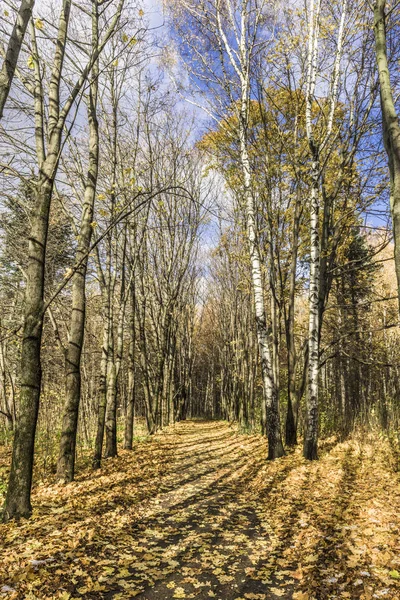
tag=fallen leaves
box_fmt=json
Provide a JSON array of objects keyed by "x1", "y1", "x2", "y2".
[
  {"x1": 389, "y1": 570, "x2": 400, "y2": 579},
  {"x1": 0, "y1": 422, "x2": 399, "y2": 599}
]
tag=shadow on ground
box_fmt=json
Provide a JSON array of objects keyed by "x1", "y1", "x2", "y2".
[{"x1": 1, "y1": 421, "x2": 400, "y2": 600}]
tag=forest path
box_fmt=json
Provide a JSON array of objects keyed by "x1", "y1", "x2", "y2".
[{"x1": 1, "y1": 421, "x2": 400, "y2": 599}]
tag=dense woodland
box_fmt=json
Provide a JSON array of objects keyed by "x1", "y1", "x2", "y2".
[{"x1": 1, "y1": 0, "x2": 400, "y2": 598}]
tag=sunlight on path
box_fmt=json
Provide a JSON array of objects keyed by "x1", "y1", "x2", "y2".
[{"x1": 1, "y1": 421, "x2": 400, "y2": 599}]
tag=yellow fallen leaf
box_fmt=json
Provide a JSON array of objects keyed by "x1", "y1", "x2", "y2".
[{"x1": 292, "y1": 592, "x2": 309, "y2": 600}]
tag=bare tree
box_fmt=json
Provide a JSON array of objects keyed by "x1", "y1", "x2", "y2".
[
  {"x1": 303, "y1": 0, "x2": 347, "y2": 460},
  {"x1": 171, "y1": 0, "x2": 285, "y2": 458},
  {"x1": 3, "y1": 0, "x2": 125, "y2": 521},
  {"x1": 56, "y1": 0, "x2": 101, "y2": 483}
]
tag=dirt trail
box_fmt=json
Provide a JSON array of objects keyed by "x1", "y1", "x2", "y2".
[{"x1": 1, "y1": 421, "x2": 400, "y2": 600}]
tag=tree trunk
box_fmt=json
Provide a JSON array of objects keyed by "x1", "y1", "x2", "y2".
[
  {"x1": 104, "y1": 352, "x2": 117, "y2": 457},
  {"x1": 3, "y1": 172, "x2": 54, "y2": 521},
  {"x1": 92, "y1": 271, "x2": 111, "y2": 469},
  {"x1": 285, "y1": 188, "x2": 302, "y2": 445},
  {"x1": 105, "y1": 250, "x2": 127, "y2": 457},
  {"x1": 374, "y1": 0, "x2": 400, "y2": 312},
  {"x1": 124, "y1": 287, "x2": 135, "y2": 450},
  {"x1": 57, "y1": 10, "x2": 99, "y2": 481},
  {"x1": 239, "y1": 111, "x2": 285, "y2": 459},
  {"x1": 304, "y1": 161, "x2": 320, "y2": 460},
  {"x1": 0, "y1": 0, "x2": 35, "y2": 119}
]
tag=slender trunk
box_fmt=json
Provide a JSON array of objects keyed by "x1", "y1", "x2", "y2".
[
  {"x1": 104, "y1": 335, "x2": 117, "y2": 457},
  {"x1": 374, "y1": 0, "x2": 400, "y2": 311},
  {"x1": 3, "y1": 0, "x2": 74, "y2": 522},
  {"x1": 268, "y1": 224, "x2": 281, "y2": 440},
  {"x1": 304, "y1": 160, "x2": 320, "y2": 460},
  {"x1": 124, "y1": 286, "x2": 135, "y2": 450},
  {"x1": 104, "y1": 287, "x2": 125, "y2": 457},
  {"x1": 136, "y1": 291, "x2": 156, "y2": 433},
  {"x1": 92, "y1": 258, "x2": 111, "y2": 469},
  {"x1": 143, "y1": 383, "x2": 155, "y2": 433},
  {"x1": 0, "y1": 0, "x2": 35, "y2": 119},
  {"x1": 57, "y1": 8, "x2": 99, "y2": 481},
  {"x1": 0, "y1": 333, "x2": 13, "y2": 430},
  {"x1": 3, "y1": 172, "x2": 54, "y2": 520},
  {"x1": 167, "y1": 341, "x2": 175, "y2": 426},
  {"x1": 285, "y1": 188, "x2": 302, "y2": 445},
  {"x1": 239, "y1": 111, "x2": 284, "y2": 459}
]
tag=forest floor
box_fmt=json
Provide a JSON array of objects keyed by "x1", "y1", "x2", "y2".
[{"x1": 1, "y1": 421, "x2": 400, "y2": 600}]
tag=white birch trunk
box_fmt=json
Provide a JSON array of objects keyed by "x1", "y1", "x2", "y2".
[
  {"x1": 303, "y1": 0, "x2": 346, "y2": 460},
  {"x1": 236, "y1": 4, "x2": 284, "y2": 457}
]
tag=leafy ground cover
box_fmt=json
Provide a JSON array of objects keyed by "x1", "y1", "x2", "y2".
[{"x1": 0, "y1": 421, "x2": 399, "y2": 599}]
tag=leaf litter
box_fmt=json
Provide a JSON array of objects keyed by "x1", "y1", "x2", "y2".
[{"x1": 0, "y1": 421, "x2": 399, "y2": 599}]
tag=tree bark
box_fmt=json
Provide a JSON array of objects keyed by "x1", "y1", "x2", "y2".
[
  {"x1": 92, "y1": 294, "x2": 110, "y2": 469},
  {"x1": 104, "y1": 232, "x2": 127, "y2": 458},
  {"x1": 303, "y1": 0, "x2": 321, "y2": 461},
  {"x1": 239, "y1": 112, "x2": 285, "y2": 459},
  {"x1": 0, "y1": 0, "x2": 35, "y2": 119},
  {"x1": 3, "y1": 170, "x2": 55, "y2": 520},
  {"x1": 285, "y1": 188, "x2": 302, "y2": 445},
  {"x1": 104, "y1": 338, "x2": 117, "y2": 457},
  {"x1": 304, "y1": 160, "x2": 320, "y2": 460},
  {"x1": 2, "y1": 1, "x2": 125, "y2": 504},
  {"x1": 56, "y1": 4, "x2": 99, "y2": 482},
  {"x1": 124, "y1": 286, "x2": 135, "y2": 450},
  {"x1": 374, "y1": 0, "x2": 400, "y2": 312},
  {"x1": 2, "y1": 0, "x2": 73, "y2": 520}
]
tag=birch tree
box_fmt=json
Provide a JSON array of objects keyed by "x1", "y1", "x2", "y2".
[
  {"x1": 233, "y1": 3, "x2": 284, "y2": 458},
  {"x1": 303, "y1": 0, "x2": 347, "y2": 460},
  {"x1": 171, "y1": 0, "x2": 285, "y2": 458}
]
